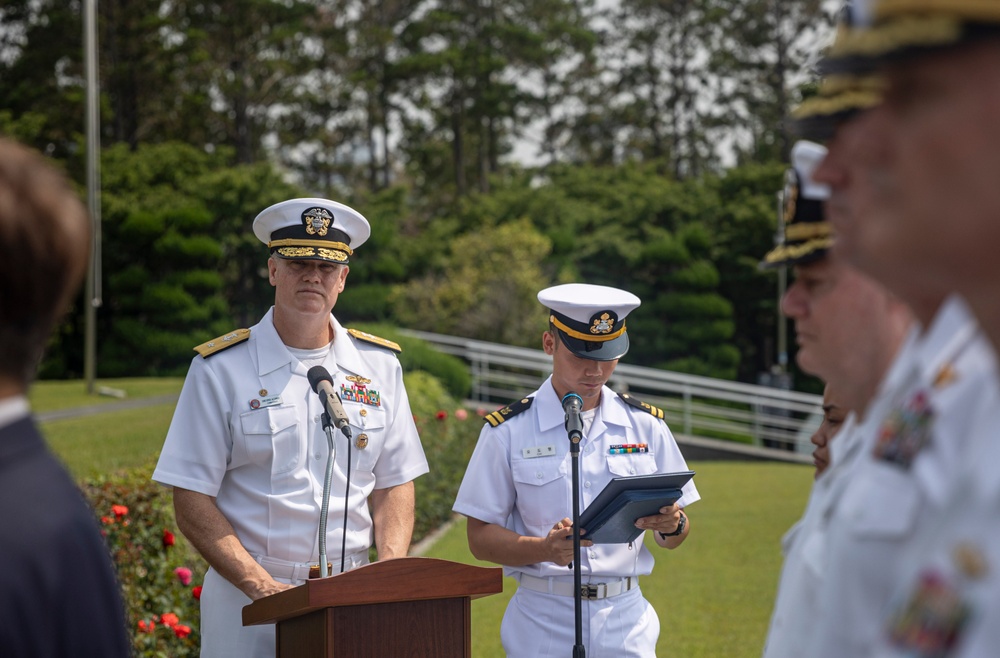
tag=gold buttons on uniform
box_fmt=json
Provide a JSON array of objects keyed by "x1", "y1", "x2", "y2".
[
  {"x1": 360, "y1": 409, "x2": 368, "y2": 417},
  {"x1": 356, "y1": 433, "x2": 369, "y2": 449}
]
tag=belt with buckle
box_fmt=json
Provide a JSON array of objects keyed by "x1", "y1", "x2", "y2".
[
  {"x1": 516, "y1": 573, "x2": 638, "y2": 600},
  {"x1": 254, "y1": 551, "x2": 368, "y2": 581}
]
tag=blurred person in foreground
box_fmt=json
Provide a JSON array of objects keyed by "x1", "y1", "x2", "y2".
[
  {"x1": 453, "y1": 283, "x2": 699, "y2": 657},
  {"x1": 785, "y1": 5, "x2": 1000, "y2": 654},
  {"x1": 0, "y1": 138, "x2": 130, "y2": 657},
  {"x1": 153, "y1": 198, "x2": 428, "y2": 657},
  {"x1": 809, "y1": 3, "x2": 1000, "y2": 655},
  {"x1": 761, "y1": 139, "x2": 914, "y2": 658}
]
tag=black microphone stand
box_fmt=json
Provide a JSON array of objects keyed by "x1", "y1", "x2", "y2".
[{"x1": 569, "y1": 428, "x2": 585, "y2": 658}]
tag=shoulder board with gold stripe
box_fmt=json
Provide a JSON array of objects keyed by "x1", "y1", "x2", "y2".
[
  {"x1": 618, "y1": 392, "x2": 665, "y2": 420},
  {"x1": 194, "y1": 329, "x2": 251, "y2": 358},
  {"x1": 484, "y1": 396, "x2": 534, "y2": 428},
  {"x1": 347, "y1": 328, "x2": 402, "y2": 354}
]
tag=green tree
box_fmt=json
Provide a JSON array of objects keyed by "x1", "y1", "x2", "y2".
[
  {"x1": 391, "y1": 218, "x2": 552, "y2": 346},
  {"x1": 602, "y1": 0, "x2": 716, "y2": 177},
  {"x1": 96, "y1": 142, "x2": 302, "y2": 375},
  {"x1": 397, "y1": 0, "x2": 593, "y2": 199},
  {"x1": 707, "y1": 0, "x2": 832, "y2": 163}
]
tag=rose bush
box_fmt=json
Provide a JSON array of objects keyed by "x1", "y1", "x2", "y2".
[{"x1": 84, "y1": 467, "x2": 205, "y2": 657}]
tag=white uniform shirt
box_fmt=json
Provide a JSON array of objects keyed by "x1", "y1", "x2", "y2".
[
  {"x1": 811, "y1": 296, "x2": 997, "y2": 657},
  {"x1": 869, "y1": 358, "x2": 1000, "y2": 657},
  {"x1": 153, "y1": 307, "x2": 429, "y2": 564},
  {"x1": 453, "y1": 377, "x2": 700, "y2": 580},
  {"x1": 763, "y1": 326, "x2": 920, "y2": 658}
]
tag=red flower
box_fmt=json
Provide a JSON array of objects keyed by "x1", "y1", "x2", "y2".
[
  {"x1": 137, "y1": 619, "x2": 156, "y2": 633},
  {"x1": 111, "y1": 504, "x2": 129, "y2": 518},
  {"x1": 162, "y1": 529, "x2": 176, "y2": 548},
  {"x1": 435, "y1": 410, "x2": 447, "y2": 420},
  {"x1": 160, "y1": 612, "x2": 179, "y2": 628},
  {"x1": 174, "y1": 566, "x2": 193, "y2": 586},
  {"x1": 174, "y1": 624, "x2": 192, "y2": 639},
  {"x1": 454, "y1": 408, "x2": 468, "y2": 421},
  {"x1": 192, "y1": 585, "x2": 203, "y2": 600},
  {"x1": 100, "y1": 516, "x2": 113, "y2": 525}
]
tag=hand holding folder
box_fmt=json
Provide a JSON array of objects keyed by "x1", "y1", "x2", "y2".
[{"x1": 577, "y1": 471, "x2": 695, "y2": 544}]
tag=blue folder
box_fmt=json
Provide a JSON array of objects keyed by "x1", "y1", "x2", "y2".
[{"x1": 577, "y1": 471, "x2": 695, "y2": 544}]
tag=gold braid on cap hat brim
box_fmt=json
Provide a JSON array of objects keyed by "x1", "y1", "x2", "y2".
[
  {"x1": 784, "y1": 222, "x2": 833, "y2": 241},
  {"x1": 763, "y1": 237, "x2": 835, "y2": 265},
  {"x1": 877, "y1": 1, "x2": 1000, "y2": 23},
  {"x1": 791, "y1": 89, "x2": 883, "y2": 120},
  {"x1": 828, "y1": 15, "x2": 962, "y2": 59},
  {"x1": 550, "y1": 315, "x2": 626, "y2": 342},
  {"x1": 269, "y1": 237, "x2": 353, "y2": 257}
]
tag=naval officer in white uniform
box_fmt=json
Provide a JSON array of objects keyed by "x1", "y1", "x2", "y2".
[
  {"x1": 453, "y1": 283, "x2": 700, "y2": 657},
  {"x1": 153, "y1": 198, "x2": 428, "y2": 657}
]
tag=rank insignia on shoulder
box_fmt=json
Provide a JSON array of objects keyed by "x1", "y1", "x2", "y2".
[
  {"x1": 347, "y1": 328, "x2": 402, "y2": 354},
  {"x1": 484, "y1": 397, "x2": 534, "y2": 427},
  {"x1": 618, "y1": 392, "x2": 665, "y2": 420},
  {"x1": 194, "y1": 329, "x2": 251, "y2": 358}
]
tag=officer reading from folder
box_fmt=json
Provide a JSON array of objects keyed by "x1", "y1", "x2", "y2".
[{"x1": 453, "y1": 283, "x2": 700, "y2": 657}]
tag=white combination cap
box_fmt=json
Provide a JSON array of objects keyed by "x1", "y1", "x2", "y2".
[
  {"x1": 252, "y1": 197, "x2": 371, "y2": 263},
  {"x1": 538, "y1": 283, "x2": 641, "y2": 361}
]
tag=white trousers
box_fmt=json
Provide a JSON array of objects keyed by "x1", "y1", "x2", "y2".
[
  {"x1": 199, "y1": 553, "x2": 369, "y2": 658},
  {"x1": 500, "y1": 585, "x2": 660, "y2": 657},
  {"x1": 199, "y1": 567, "x2": 282, "y2": 658}
]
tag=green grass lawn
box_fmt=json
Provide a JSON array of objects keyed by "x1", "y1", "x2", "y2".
[
  {"x1": 423, "y1": 461, "x2": 813, "y2": 658},
  {"x1": 32, "y1": 379, "x2": 813, "y2": 657},
  {"x1": 30, "y1": 377, "x2": 183, "y2": 412}
]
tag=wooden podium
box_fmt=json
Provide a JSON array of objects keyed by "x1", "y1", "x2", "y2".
[{"x1": 243, "y1": 557, "x2": 503, "y2": 657}]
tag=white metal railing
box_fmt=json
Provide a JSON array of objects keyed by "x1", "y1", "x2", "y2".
[{"x1": 399, "y1": 329, "x2": 823, "y2": 454}]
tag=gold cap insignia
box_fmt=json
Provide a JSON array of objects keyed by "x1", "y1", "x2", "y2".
[
  {"x1": 302, "y1": 207, "x2": 332, "y2": 237},
  {"x1": 589, "y1": 312, "x2": 618, "y2": 335}
]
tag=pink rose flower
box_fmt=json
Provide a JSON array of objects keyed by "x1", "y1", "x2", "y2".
[{"x1": 174, "y1": 566, "x2": 193, "y2": 586}]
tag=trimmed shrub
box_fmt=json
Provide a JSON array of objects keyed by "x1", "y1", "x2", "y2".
[{"x1": 350, "y1": 322, "x2": 472, "y2": 400}]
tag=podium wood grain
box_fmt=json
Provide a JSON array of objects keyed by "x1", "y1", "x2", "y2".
[{"x1": 243, "y1": 557, "x2": 503, "y2": 657}]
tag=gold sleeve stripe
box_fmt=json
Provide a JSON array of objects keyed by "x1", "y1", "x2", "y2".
[{"x1": 549, "y1": 315, "x2": 626, "y2": 342}]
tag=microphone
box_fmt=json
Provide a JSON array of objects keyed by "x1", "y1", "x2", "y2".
[
  {"x1": 562, "y1": 392, "x2": 583, "y2": 442},
  {"x1": 307, "y1": 366, "x2": 352, "y2": 439}
]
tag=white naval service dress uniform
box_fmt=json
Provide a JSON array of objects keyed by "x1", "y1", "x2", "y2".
[
  {"x1": 453, "y1": 377, "x2": 700, "y2": 657},
  {"x1": 810, "y1": 296, "x2": 997, "y2": 658},
  {"x1": 152, "y1": 308, "x2": 429, "y2": 658},
  {"x1": 869, "y1": 379, "x2": 1000, "y2": 658},
  {"x1": 763, "y1": 325, "x2": 920, "y2": 658}
]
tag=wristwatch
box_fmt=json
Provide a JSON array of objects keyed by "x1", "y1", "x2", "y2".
[{"x1": 658, "y1": 511, "x2": 686, "y2": 539}]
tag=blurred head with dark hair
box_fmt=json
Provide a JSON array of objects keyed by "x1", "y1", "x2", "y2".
[{"x1": 0, "y1": 139, "x2": 90, "y2": 392}]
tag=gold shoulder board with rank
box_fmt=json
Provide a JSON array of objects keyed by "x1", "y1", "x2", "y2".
[
  {"x1": 618, "y1": 392, "x2": 665, "y2": 420},
  {"x1": 347, "y1": 328, "x2": 402, "y2": 354},
  {"x1": 193, "y1": 329, "x2": 251, "y2": 358},
  {"x1": 484, "y1": 397, "x2": 534, "y2": 428}
]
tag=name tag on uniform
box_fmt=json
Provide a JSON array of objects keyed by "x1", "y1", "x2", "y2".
[
  {"x1": 249, "y1": 394, "x2": 282, "y2": 410},
  {"x1": 522, "y1": 445, "x2": 556, "y2": 459}
]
